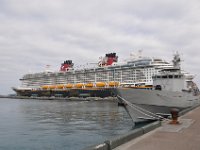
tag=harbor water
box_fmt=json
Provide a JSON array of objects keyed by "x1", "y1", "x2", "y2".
[{"x1": 0, "y1": 98, "x2": 133, "y2": 150}]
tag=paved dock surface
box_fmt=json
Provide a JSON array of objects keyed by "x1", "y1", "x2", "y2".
[{"x1": 114, "y1": 106, "x2": 200, "y2": 150}]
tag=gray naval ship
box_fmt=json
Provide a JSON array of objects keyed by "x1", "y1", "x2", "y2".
[{"x1": 115, "y1": 52, "x2": 200, "y2": 123}]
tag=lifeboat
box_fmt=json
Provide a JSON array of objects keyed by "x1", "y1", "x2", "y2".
[
  {"x1": 56, "y1": 84, "x2": 65, "y2": 89},
  {"x1": 85, "y1": 83, "x2": 93, "y2": 88},
  {"x1": 65, "y1": 84, "x2": 73, "y2": 88},
  {"x1": 41, "y1": 85, "x2": 49, "y2": 89},
  {"x1": 49, "y1": 85, "x2": 56, "y2": 89},
  {"x1": 108, "y1": 81, "x2": 120, "y2": 87},
  {"x1": 75, "y1": 83, "x2": 84, "y2": 88},
  {"x1": 96, "y1": 82, "x2": 106, "y2": 87}
]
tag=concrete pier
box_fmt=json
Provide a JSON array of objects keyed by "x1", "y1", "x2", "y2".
[{"x1": 114, "y1": 106, "x2": 200, "y2": 150}]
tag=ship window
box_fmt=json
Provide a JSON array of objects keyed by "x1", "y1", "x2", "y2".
[
  {"x1": 162, "y1": 76, "x2": 167, "y2": 78},
  {"x1": 169, "y1": 75, "x2": 173, "y2": 78},
  {"x1": 174, "y1": 75, "x2": 179, "y2": 78},
  {"x1": 155, "y1": 85, "x2": 162, "y2": 90}
]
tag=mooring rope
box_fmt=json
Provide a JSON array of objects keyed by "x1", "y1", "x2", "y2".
[{"x1": 117, "y1": 95, "x2": 167, "y2": 121}]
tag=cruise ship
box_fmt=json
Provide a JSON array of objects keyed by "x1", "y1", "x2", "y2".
[{"x1": 12, "y1": 51, "x2": 196, "y2": 98}]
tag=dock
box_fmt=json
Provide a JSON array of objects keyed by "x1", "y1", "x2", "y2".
[{"x1": 114, "y1": 106, "x2": 200, "y2": 150}]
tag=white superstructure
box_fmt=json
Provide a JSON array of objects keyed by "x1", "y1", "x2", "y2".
[{"x1": 17, "y1": 51, "x2": 185, "y2": 90}]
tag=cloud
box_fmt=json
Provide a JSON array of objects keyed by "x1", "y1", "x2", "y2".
[{"x1": 0, "y1": 0, "x2": 200, "y2": 94}]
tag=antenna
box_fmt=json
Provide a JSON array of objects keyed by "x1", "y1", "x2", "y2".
[
  {"x1": 45, "y1": 65, "x2": 51, "y2": 72},
  {"x1": 138, "y1": 50, "x2": 143, "y2": 58}
]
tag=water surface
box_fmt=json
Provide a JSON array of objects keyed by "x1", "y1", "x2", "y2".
[{"x1": 0, "y1": 98, "x2": 133, "y2": 150}]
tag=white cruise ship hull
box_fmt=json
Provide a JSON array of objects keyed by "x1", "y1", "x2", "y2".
[{"x1": 115, "y1": 88, "x2": 200, "y2": 123}]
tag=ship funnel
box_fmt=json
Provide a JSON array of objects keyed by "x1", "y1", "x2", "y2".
[
  {"x1": 98, "y1": 52, "x2": 118, "y2": 67},
  {"x1": 60, "y1": 60, "x2": 74, "y2": 71}
]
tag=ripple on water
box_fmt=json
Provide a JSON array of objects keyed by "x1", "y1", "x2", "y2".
[{"x1": 0, "y1": 98, "x2": 133, "y2": 150}]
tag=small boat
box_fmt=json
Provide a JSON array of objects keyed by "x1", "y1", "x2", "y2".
[
  {"x1": 108, "y1": 81, "x2": 120, "y2": 87},
  {"x1": 41, "y1": 85, "x2": 49, "y2": 89},
  {"x1": 65, "y1": 84, "x2": 73, "y2": 88},
  {"x1": 75, "y1": 83, "x2": 84, "y2": 88},
  {"x1": 85, "y1": 83, "x2": 94, "y2": 88},
  {"x1": 56, "y1": 84, "x2": 65, "y2": 89},
  {"x1": 96, "y1": 82, "x2": 106, "y2": 87},
  {"x1": 48, "y1": 85, "x2": 56, "y2": 89}
]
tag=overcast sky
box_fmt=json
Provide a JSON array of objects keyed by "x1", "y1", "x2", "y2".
[{"x1": 0, "y1": 0, "x2": 200, "y2": 95}]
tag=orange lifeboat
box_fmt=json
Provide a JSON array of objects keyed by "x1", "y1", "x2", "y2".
[
  {"x1": 96, "y1": 82, "x2": 106, "y2": 87},
  {"x1": 85, "y1": 83, "x2": 93, "y2": 88},
  {"x1": 49, "y1": 85, "x2": 56, "y2": 89},
  {"x1": 108, "y1": 81, "x2": 120, "y2": 87},
  {"x1": 56, "y1": 84, "x2": 65, "y2": 89},
  {"x1": 41, "y1": 85, "x2": 49, "y2": 89},
  {"x1": 65, "y1": 84, "x2": 73, "y2": 88},
  {"x1": 75, "y1": 83, "x2": 84, "y2": 88}
]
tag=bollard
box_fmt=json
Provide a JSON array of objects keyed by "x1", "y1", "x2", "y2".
[{"x1": 169, "y1": 108, "x2": 180, "y2": 125}]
